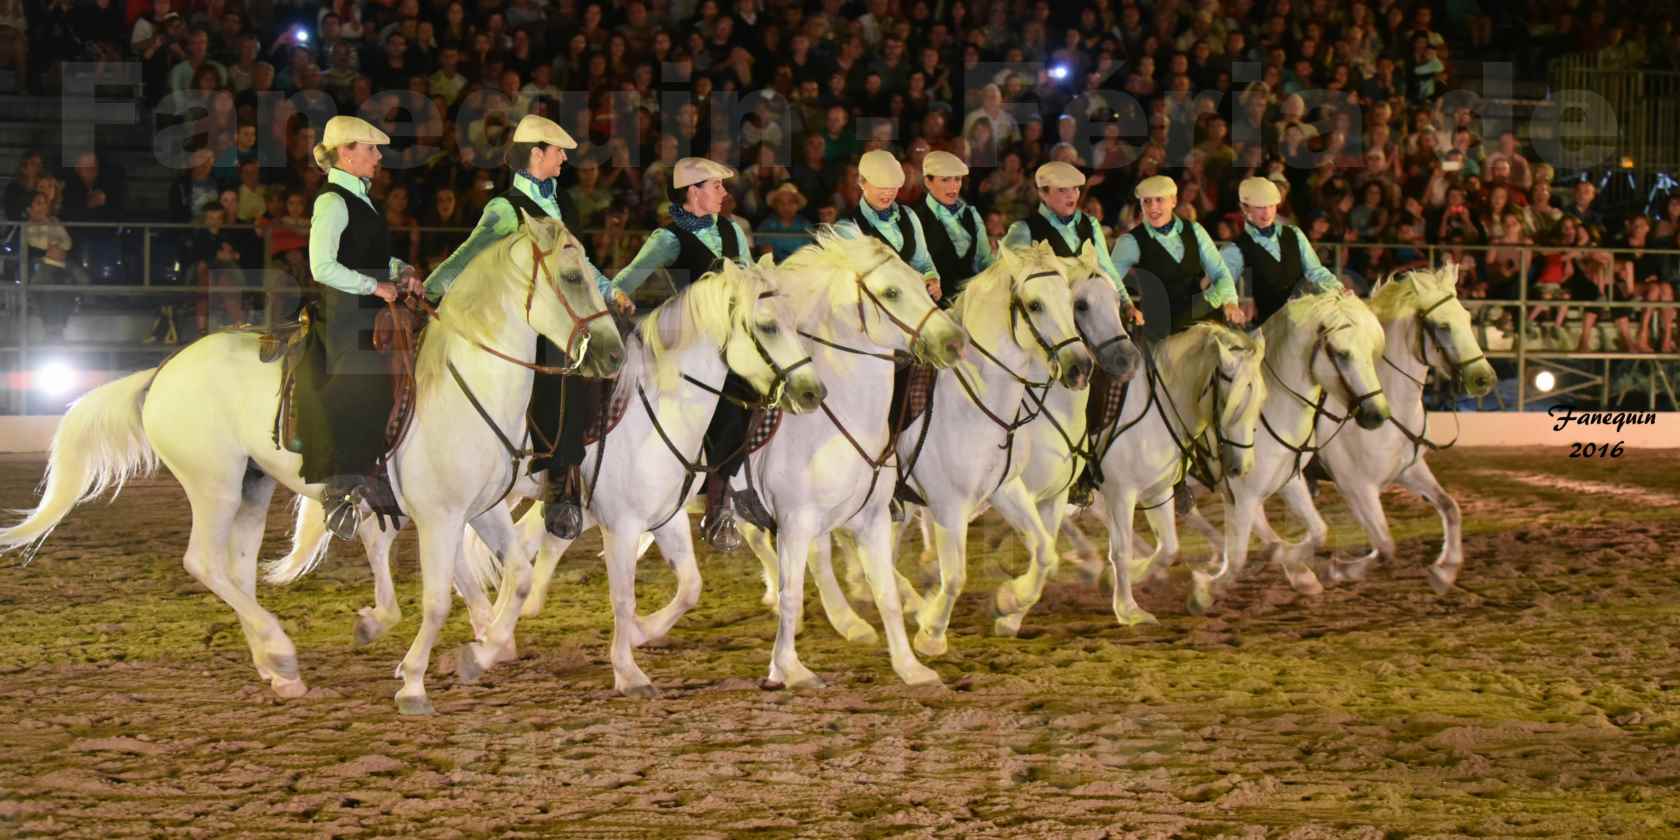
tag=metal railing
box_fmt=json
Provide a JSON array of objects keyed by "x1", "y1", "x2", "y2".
[
  {"x1": 4, "y1": 222, "x2": 1679, "y2": 413},
  {"x1": 1548, "y1": 54, "x2": 1680, "y2": 171}
]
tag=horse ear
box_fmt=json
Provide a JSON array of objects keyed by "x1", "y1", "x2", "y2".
[
  {"x1": 1076, "y1": 239, "x2": 1100, "y2": 272},
  {"x1": 998, "y1": 244, "x2": 1019, "y2": 272},
  {"x1": 756, "y1": 252, "x2": 776, "y2": 269}
]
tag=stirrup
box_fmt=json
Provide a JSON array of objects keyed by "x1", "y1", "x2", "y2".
[
  {"x1": 1173, "y1": 480, "x2": 1195, "y2": 516},
  {"x1": 700, "y1": 497, "x2": 742, "y2": 552},
  {"x1": 543, "y1": 468, "x2": 584, "y2": 540},
  {"x1": 731, "y1": 487, "x2": 774, "y2": 532},
  {"x1": 323, "y1": 486, "x2": 362, "y2": 542}
]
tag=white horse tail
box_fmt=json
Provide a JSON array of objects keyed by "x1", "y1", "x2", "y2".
[
  {"x1": 460, "y1": 514, "x2": 507, "y2": 596},
  {"x1": 0, "y1": 368, "x2": 160, "y2": 558},
  {"x1": 262, "y1": 495, "x2": 333, "y2": 585}
]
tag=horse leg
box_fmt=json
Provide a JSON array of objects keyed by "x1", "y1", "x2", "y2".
[
  {"x1": 1395, "y1": 461, "x2": 1464, "y2": 594},
  {"x1": 455, "y1": 505, "x2": 530, "y2": 683},
  {"x1": 1059, "y1": 509, "x2": 1105, "y2": 585},
  {"x1": 521, "y1": 503, "x2": 575, "y2": 618},
  {"x1": 991, "y1": 481, "x2": 1061, "y2": 637},
  {"x1": 1102, "y1": 488, "x2": 1155, "y2": 626},
  {"x1": 834, "y1": 529, "x2": 871, "y2": 602},
  {"x1": 1328, "y1": 479, "x2": 1396, "y2": 584},
  {"x1": 603, "y1": 526, "x2": 656, "y2": 697},
  {"x1": 1274, "y1": 473, "x2": 1332, "y2": 561},
  {"x1": 635, "y1": 515, "x2": 703, "y2": 646},
  {"x1": 766, "y1": 525, "x2": 822, "y2": 689},
  {"x1": 354, "y1": 516, "x2": 405, "y2": 647},
  {"x1": 1138, "y1": 500, "x2": 1180, "y2": 596},
  {"x1": 741, "y1": 521, "x2": 783, "y2": 615},
  {"x1": 807, "y1": 530, "x2": 877, "y2": 644},
  {"x1": 228, "y1": 476, "x2": 307, "y2": 698},
  {"x1": 1242, "y1": 488, "x2": 1322, "y2": 597},
  {"x1": 394, "y1": 517, "x2": 462, "y2": 715},
  {"x1": 912, "y1": 511, "x2": 967, "y2": 657},
  {"x1": 848, "y1": 514, "x2": 940, "y2": 686},
  {"x1": 174, "y1": 472, "x2": 306, "y2": 698}
]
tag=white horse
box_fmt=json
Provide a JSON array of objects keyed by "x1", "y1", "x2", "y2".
[
  {"x1": 455, "y1": 258, "x2": 827, "y2": 696},
  {"x1": 735, "y1": 233, "x2": 969, "y2": 689},
  {"x1": 0, "y1": 217, "x2": 624, "y2": 714},
  {"x1": 883, "y1": 242, "x2": 1095, "y2": 655},
  {"x1": 1088, "y1": 323, "x2": 1267, "y2": 626},
  {"x1": 1171, "y1": 291, "x2": 1392, "y2": 615},
  {"x1": 1245, "y1": 266, "x2": 1497, "y2": 594}
]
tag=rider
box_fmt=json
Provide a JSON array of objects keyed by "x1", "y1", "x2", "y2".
[
  {"x1": 1219, "y1": 176, "x2": 1345, "y2": 330},
  {"x1": 1069, "y1": 175, "x2": 1242, "y2": 510},
  {"x1": 907, "y1": 150, "x2": 991, "y2": 305},
  {"x1": 848, "y1": 149, "x2": 942, "y2": 301},
  {"x1": 302, "y1": 115, "x2": 424, "y2": 540},
  {"x1": 425, "y1": 114, "x2": 612, "y2": 540},
  {"x1": 1222, "y1": 176, "x2": 1349, "y2": 498},
  {"x1": 1002, "y1": 161, "x2": 1142, "y2": 326},
  {"x1": 603, "y1": 157, "x2": 758, "y2": 551}
]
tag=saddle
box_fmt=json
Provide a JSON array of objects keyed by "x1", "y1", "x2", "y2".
[
  {"x1": 271, "y1": 301, "x2": 424, "y2": 457},
  {"x1": 581, "y1": 381, "x2": 632, "y2": 446},
  {"x1": 1084, "y1": 368, "x2": 1130, "y2": 445},
  {"x1": 745, "y1": 405, "x2": 783, "y2": 455},
  {"x1": 889, "y1": 362, "x2": 938, "y2": 507}
]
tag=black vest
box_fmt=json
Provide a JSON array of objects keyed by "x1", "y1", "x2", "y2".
[
  {"x1": 1233, "y1": 224, "x2": 1305, "y2": 327},
  {"x1": 499, "y1": 183, "x2": 551, "y2": 222},
  {"x1": 910, "y1": 198, "x2": 980, "y2": 301},
  {"x1": 1023, "y1": 211, "x2": 1097, "y2": 259},
  {"x1": 320, "y1": 182, "x2": 392, "y2": 278},
  {"x1": 850, "y1": 204, "x2": 919, "y2": 264},
  {"x1": 665, "y1": 218, "x2": 742, "y2": 290},
  {"x1": 1129, "y1": 222, "x2": 1207, "y2": 334}
]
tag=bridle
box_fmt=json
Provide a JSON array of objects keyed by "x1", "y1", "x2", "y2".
[
  {"x1": 1384, "y1": 293, "x2": 1487, "y2": 389},
  {"x1": 420, "y1": 236, "x2": 614, "y2": 375}
]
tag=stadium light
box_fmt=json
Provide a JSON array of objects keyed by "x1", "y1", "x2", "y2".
[
  {"x1": 1049, "y1": 64, "x2": 1070, "y2": 80},
  {"x1": 1534, "y1": 370, "x2": 1555, "y2": 393},
  {"x1": 33, "y1": 359, "x2": 80, "y2": 397}
]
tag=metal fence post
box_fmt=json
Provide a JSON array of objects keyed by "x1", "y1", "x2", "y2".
[
  {"x1": 142, "y1": 224, "x2": 151, "y2": 287},
  {"x1": 1516, "y1": 245, "x2": 1530, "y2": 410},
  {"x1": 18, "y1": 224, "x2": 30, "y2": 416}
]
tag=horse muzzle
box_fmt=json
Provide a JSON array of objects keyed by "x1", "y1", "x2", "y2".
[
  {"x1": 785, "y1": 375, "x2": 827, "y2": 414},
  {"x1": 1355, "y1": 397, "x2": 1391, "y2": 431},
  {"x1": 1098, "y1": 339, "x2": 1142, "y2": 383},
  {"x1": 1057, "y1": 346, "x2": 1095, "y2": 390},
  {"x1": 1462, "y1": 360, "x2": 1497, "y2": 398}
]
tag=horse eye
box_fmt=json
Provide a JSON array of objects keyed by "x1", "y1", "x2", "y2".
[
  {"x1": 1028, "y1": 300, "x2": 1044, "y2": 313},
  {"x1": 1074, "y1": 299, "x2": 1090, "y2": 312},
  {"x1": 760, "y1": 323, "x2": 780, "y2": 336},
  {"x1": 563, "y1": 271, "x2": 583, "y2": 285},
  {"x1": 883, "y1": 286, "x2": 900, "y2": 299}
]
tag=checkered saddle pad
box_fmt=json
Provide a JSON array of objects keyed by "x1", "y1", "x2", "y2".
[
  {"x1": 582, "y1": 381, "x2": 631, "y2": 446},
  {"x1": 746, "y1": 406, "x2": 784, "y2": 455}
]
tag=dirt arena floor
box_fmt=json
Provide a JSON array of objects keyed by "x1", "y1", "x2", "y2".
[{"x1": 2, "y1": 448, "x2": 1678, "y2": 838}]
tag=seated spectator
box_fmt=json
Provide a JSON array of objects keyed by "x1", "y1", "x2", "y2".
[
  {"x1": 1529, "y1": 218, "x2": 1579, "y2": 335},
  {"x1": 1620, "y1": 215, "x2": 1676, "y2": 353},
  {"x1": 4, "y1": 150, "x2": 45, "y2": 221},
  {"x1": 189, "y1": 202, "x2": 247, "y2": 334},
  {"x1": 591, "y1": 206, "x2": 638, "y2": 275},
  {"x1": 170, "y1": 148, "x2": 222, "y2": 223},
  {"x1": 758, "y1": 184, "x2": 812, "y2": 263},
  {"x1": 22, "y1": 190, "x2": 80, "y2": 339}
]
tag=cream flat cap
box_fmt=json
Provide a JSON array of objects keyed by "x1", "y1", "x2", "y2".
[
  {"x1": 859, "y1": 149, "x2": 906, "y2": 187},
  {"x1": 922, "y1": 150, "x2": 969, "y2": 178},
  {"x1": 320, "y1": 115, "x2": 390, "y2": 148},
  {"x1": 1134, "y1": 174, "x2": 1178, "y2": 199},
  {"x1": 1237, "y1": 176, "x2": 1281, "y2": 206},
  {"x1": 673, "y1": 157, "x2": 736, "y2": 189},
  {"x1": 1035, "y1": 161, "x2": 1086, "y2": 189},
  {"x1": 512, "y1": 114, "x2": 578, "y2": 148}
]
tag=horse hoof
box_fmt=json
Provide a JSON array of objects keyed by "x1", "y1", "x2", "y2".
[
  {"x1": 913, "y1": 630, "x2": 947, "y2": 658},
  {"x1": 518, "y1": 600, "x2": 545, "y2": 619},
  {"x1": 840, "y1": 621, "x2": 879, "y2": 645},
  {"x1": 620, "y1": 682, "x2": 659, "y2": 699},
  {"x1": 455, "y1": 643, "x2": 486, "y2": 685},
  {"x1": 1427, "y1": 562, "x2": 1459, "y2": 596},
  {"x1": 1186, "y1": 583, "x2": 1214, "y2": 616},
  {"x1": 992, "y1": 614, "x2": 1024, "y2": 638},
  {"x1": 1114, "y1": 606, "x2": 1158, "y2": 627},
  {"x1": 271, "y1": 676, "x2": 309, "y2": 699},
  {"x1": 395, "y1": 693, "x2": 435, "y2": 716},
  {"x1": 352, "y1": 614, "x2": 383, "y2": 648},
  {"x1": 1286, "y1": 567, "x2": 1325, "y2": 596},
  {"x1": 785, "y1": 671, "x2": 825, "y2": 690},
  {"x1": 899, "y1": 663, "x2": 942, "y2": 687}
]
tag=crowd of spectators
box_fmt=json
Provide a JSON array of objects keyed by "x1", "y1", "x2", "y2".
[{"x1": 4, "y1": 0, "x2": 1680, "y2": 350}]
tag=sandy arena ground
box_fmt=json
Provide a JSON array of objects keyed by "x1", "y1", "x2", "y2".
[{"x1": 2, "y1": 449, "x2": 1678, "y2": 838}]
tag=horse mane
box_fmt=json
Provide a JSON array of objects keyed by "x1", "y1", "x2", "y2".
[
  {"x1": 1156, "y1": 321, "x2": 1262, "y2": 427},
  {"x1": 622, "y1": 257, "x2": 769, "y2": 396},
  {"x1": 1369, "y1": 263, "x2": 1457, "y2": 322},
  {"x1": 776, "y1": 226, "x2": 896, "y2": 329},
  {"x1": 946, "y1": 243, "x2": 1063, "y2": 395},
  {"x1": 416, "y1": 222, "x2": 567, "y2": 396}
]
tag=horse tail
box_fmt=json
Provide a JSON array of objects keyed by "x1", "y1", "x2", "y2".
[
  {"x1": 460, "y1": 516, "x2": 506, "y2": 596},
  {"x1": 0, "y1": 368, "x2": 160, "y2": 559},
  {"x1": 262, "y1": 495, "x2": 333, "y2": 584}
]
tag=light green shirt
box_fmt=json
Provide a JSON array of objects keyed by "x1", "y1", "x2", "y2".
[
  {"x1": 1003, "y1": 203, "x2": 1133, "y2": 307},
  {"x1": 1218, "y1": 222, "x2": 1341, "y2": 298},
  {"x1": 425, "y1": 173, "x2": 610, "y2": 301},
  {"x1": 308, "y1": 167, "x2": 411, "y2": 296}
]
